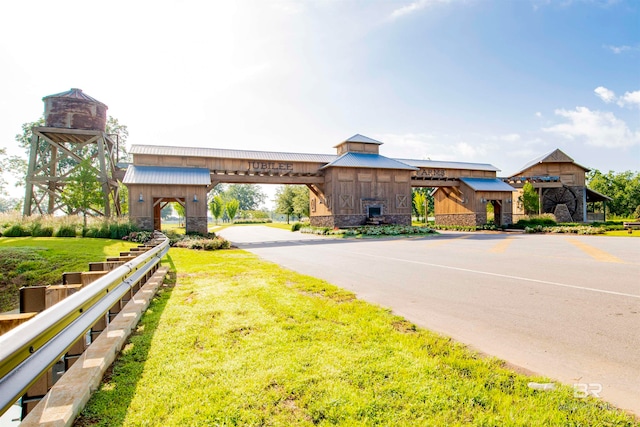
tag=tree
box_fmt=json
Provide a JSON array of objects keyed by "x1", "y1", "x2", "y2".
[
  {"x1": 412, "y1": 188, "x2": 433, "y2": 221},
  {"x1": 226, "y1": 199, "x2": 240, "y2": 221},
  {"x1": 106, "y1": 116, "x2": 130, "y2": 162},
  {"x1": 292, "y1": 186, "x2": 310, "y2": 219},
  {"x1": 209, "y1": 195, "x2": 224, "y2": 224},
  {"x1": 519, "y1": 181, "x2": 540, "y2": 215},
  {"x1": 0, "y1": 147, "x2": 8, "y2": 195},
  {"x1": 413, "y1": 191, "x2": 426, "y2": 222},
  {"x1": 588, "y1": 169, "x2": 640, "y2": 218},
  {"x1": 60, "y1": 158, "x2": 105, "y2": 230},
  {"x1": 275, "y1": 186, "x2": 296, "y2": 223},
  {"x1": 173, "y1": 202, "x2": 185, "y2": 226},
  {"x1": 224, "y1": 184, "x2": 266, "y2": 211}
]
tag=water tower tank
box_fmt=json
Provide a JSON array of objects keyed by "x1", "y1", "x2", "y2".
[{"x1": 43, "y1": 88, "x2": 108, "y2": 131}]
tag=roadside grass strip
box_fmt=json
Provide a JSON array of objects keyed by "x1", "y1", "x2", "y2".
[{"x1": 77, "y1": 248, "x2": 638, "y2": 426}]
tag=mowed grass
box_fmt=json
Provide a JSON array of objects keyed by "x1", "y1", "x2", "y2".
[
  {"x1": 77, "y1": 248, "x2": 638, "y2": 426},
  {"x1": 604, "y1": 229, "x2": 640, "y2": 237},
  {"x1": 0, "y1": 237, "x2": 136, "y2": 312}
]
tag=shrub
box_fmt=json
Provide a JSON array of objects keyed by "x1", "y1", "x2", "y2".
[
  {"x1": 167, "y1": 232, "x2": 230, "y2": 251},
  {"x1": 31, "y1": 222, "x2": 54, "y2": 237},
  {"x1": 515, "y1": 214, "x2": 557, "y2": 229},
  {"x1": 3, "y1": 224, "x2": 30, "y2": 237},
  {"x1": 300, "y1": 225, "x2": 436, "y2": 236},
  {"x1": 233, "y1": 218, "x2": 273, "y2": 224},
  {"x1": 123, "y1": 231, "x2": 153, "y2": 244},
  {"x1": 291, "y1": 222, "x2": 303, "y2": 232},
  {"x1": 55, "y1": 224, "x2": 77, "y2": 237}
]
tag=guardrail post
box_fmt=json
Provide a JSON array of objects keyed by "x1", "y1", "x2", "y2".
[
  {"x1": 65, "y1": 335, "x2": 89, "y2": 370},
  {"x1": 20, "y1": 286, "x2": 47, "y2": 313},
  {"x1": 22, "y1": 367, "x2": 55, "y2": 418},
  {"x1": 90, "y1": 313, "x2": 108, "y2": 341},
  {"x1": 46, "y1": 284, "x2": 82, "y2": 307}
]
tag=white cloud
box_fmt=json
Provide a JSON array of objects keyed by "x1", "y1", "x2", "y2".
[
  {"x1": 594, "y1": 86, "x2": 616, "y2": 103},
  {"x1": 389, "y1": 0, "x2": 451, "y2": 20},
  {"x1": 593, "y1": 86, "x2": 640, "y2": 109},
  {"x1": 618, "y1": 90, "x2": 640, "y2": 108},
  {"x1": 543, "y1": 106, "x2": 640, "y2": 148},
  {"x1": 535, "y1": 112, "x2": 543, "y2": 118},
  {"x1": 604, "y1": 44, "x2": 635, "y2": 54}
]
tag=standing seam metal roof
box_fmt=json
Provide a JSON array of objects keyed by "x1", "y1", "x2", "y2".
[
  {"x1": 130, "y1": 144, "x2": 501, "y2": 172},
  {"x1": 460, "y1": 177, "x2": 516, "y2": 192},
  {"x1": 42, "y1": 88, "x2": 107, "y2": 106},
  {"x1": 123, "y1": 165, "x2": 211, "y2": 185},
  {"x1": 321, "y1": 152, "x2": 418, "y2": 170},
  {"x1": 130, "y1": 145, "x2": 337, "y2": 163},
  {"x1": 395, "y1": 158, "x2": 500, "y2": 172}
]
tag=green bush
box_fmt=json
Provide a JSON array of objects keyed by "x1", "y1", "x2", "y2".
[
  {"x1": 55, "y1": 224, "x2": 77, "y2": 237},
  {"x1": 515, "y1": 216, "x2": 557, "y2": 229},
  {"x1": 123, "y1": 231, "x2": 153, "y2": 244},
  {"x1": 233, "y1": 218, "x2": 273, "y2": 224},
  {"x1": 3, "y1": 224, "x2": 30, "y2": 237},
  {"x1": 31, "y1": 222, "x2": 54, "y2": 237},
  {"x1": 291, "y1": 222, "x2": 303, "y2": 232},
  {"x1": 299, "y1": 225, "x2": 436, "y2": 236}
]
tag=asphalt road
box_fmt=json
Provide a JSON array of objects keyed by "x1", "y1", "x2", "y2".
[{"x1": 217, "y1": 226, "x2": 640, "y2": 415}]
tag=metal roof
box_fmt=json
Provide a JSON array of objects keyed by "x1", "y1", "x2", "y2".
[
  {"x1": 509, "y1": 148, "x2": 590, "y2": 177},
  {"x1": 123, "y1": 165, "x2": 211, "y2": 185},
  {"x1": 395, "y1": 158, "x2": 500, "y2": 172},
  {"x1": 130, "y1": 144, "x2": 337, "y2": 163},
  {"x1": 586, "y1": 188, "x2": 612, "y2": 202},
  {"x1": 42, "y1": 88, "x2": 107, "y2": 106},
  {"x1": 321, "y1": 152, "x2": 418, "y2": 170},
  {"x1": 460, "y1": 177, "x2": 515, "y2": 192},
  {"x1": 344, "y1": 134, "x2": 383, "y2": 144}
]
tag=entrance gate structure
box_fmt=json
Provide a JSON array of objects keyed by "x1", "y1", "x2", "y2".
[{"x1": 123, "y1": 134, "x2": 516, "y2": 234}]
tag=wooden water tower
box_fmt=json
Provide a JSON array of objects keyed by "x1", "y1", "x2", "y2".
[{"x1": 23, "y1": 88, "x2": 122, "y2": 216}]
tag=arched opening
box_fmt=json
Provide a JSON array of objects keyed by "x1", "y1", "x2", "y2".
[{"x1": 153, "y1": 197, "x2": 185, "y2": 233}]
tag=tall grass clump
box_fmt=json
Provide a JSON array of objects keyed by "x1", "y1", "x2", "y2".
[
  {"x1": 2, "y1": 224, "x2": 30, "y2": 237},
  {"x1": 55, "y1": 223, "x2": 77, "y2": 237},
  {"x1": 30, "y1": 222, "x2": 54, "y2": 237}
]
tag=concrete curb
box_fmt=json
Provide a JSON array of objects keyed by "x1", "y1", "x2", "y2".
[{"x1": 21, "y1": 266, "x2": 170, "y2": 427}]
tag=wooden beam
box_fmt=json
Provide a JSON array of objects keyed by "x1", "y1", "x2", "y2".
[
  {"x1": 411, "y1": 179, "x2": 460, "y2": 187},
  {"x1": 210, "y1": 175, "x2": 324, "y2": 184}
]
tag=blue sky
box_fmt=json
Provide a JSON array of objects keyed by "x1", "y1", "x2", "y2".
[{"x1": 0, "y1": 0, "x2": 638, "y2": 200}]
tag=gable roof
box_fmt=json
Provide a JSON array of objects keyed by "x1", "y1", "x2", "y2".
[
  {"x1": 123, "y1": 165, "x2": 211, "y2": 185},
  {"x1": 130, "y1": 144, "x2": 336, "y2": 163},
  {"x1": 510, "y1": 148, "x2": 590, "y2": 177},
  {"x1": 343, "y1": 134, "x2": 383, "y2": 144},
  {"x1": 320, "y1": 152, "x2": 418, "y2": 170}
]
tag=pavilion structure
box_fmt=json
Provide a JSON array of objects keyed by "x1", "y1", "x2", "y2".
[{"x1": 123, "y1": 134, "x2": 517, "y2": 233}]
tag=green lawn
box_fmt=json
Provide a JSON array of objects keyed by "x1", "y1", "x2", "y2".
[
  {"x1": 77, "y1": 247, "x2": 638, "y2": 426},
  {"x1": 0, "y1": 237, "x2": 136, "y2": 312},
  {"x1": 604, "y1": 229, "x2": 640, "y2": 237}
]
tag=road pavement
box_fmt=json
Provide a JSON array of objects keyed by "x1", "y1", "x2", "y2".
[{"x1": 217, "y1": 226, "x2": 640, "y2": 415}]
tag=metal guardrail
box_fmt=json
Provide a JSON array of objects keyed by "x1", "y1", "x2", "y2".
[{"x1": 0, "y1": 233, "x2": 170, "y2": 417}]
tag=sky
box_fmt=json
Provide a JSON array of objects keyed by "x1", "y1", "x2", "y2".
[{"x1": 0, "y1": 0, "x2": 638, "y2": 204}]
